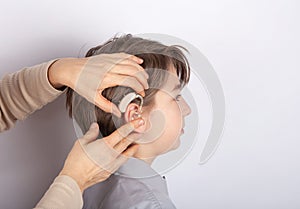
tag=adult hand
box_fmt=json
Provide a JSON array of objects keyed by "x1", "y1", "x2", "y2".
[
  {"x1": 48, "y1": 53, "x2": 149, "y2": 117},
  {"x1": 59, "y1": 118, "x2": 144, "y2": 192}
]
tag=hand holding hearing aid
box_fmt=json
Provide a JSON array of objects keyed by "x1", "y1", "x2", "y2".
[
  {"x1": 59, "y1": 118, "x2": 144, "y2": 192},
  {"x1": 49, "y1": 53, "x2": 149, "y2": 118}
]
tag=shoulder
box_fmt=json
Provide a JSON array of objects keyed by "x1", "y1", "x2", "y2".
[{"x1": 100, "y1": 176, "x2": 176, "y2": 209}]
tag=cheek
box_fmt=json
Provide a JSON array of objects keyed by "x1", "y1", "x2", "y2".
[
  {"x1": 158, "y1": 103, "x2": 183, "y2": 152},
  {"x1": 157, "y1": 127, "x2": 181, "y2": 154},
  {"x1": 147, "y1": 100, "x2": 184, "y2": 155},
  {"x1": 167, "y1": 102, "x2": 182, "y2": 130}
]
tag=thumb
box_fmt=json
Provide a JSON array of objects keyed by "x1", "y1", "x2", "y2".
[{"x1": 81, "y1": 123, "x2": 99, "y2": 144}]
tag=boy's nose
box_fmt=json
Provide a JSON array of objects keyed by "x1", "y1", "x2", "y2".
[{"x1": 181, "y1": 98, "x2": 191, "y2": 116}]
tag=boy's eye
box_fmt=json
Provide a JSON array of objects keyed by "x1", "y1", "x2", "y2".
[{"x1": 175, "y1": 94, "x2": 182, "y2": 101}]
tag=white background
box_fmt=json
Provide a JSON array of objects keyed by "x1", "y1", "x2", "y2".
[{"x1": 0, "y1": 0, "x2": 300, "y2": 209}]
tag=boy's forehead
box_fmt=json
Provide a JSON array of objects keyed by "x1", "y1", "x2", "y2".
[{"x1": 160, "y1": 70, "x2": 181, "y2": 93}]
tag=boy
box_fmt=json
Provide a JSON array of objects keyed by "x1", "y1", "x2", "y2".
[{"x1": 66, "y1": 34, "x2": 191, "y2": 209}]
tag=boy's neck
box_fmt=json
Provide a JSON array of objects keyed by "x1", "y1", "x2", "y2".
[
  {"x1": 133, "y1": 155, "x2": 156, "y2": 165},
  {"x1": 133, "y1": 144, "x2": 159, "y2": 165}
]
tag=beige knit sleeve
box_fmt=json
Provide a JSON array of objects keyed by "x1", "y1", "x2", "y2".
[
  {"x1": 0, "y1": 60, "x2": 64, "y2": 132},
  {"x1": 34, "y1": 175, "x2": 83, "y2": 209}
]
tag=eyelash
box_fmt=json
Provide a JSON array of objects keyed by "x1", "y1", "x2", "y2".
[{"x1": 175, "y1": 94, "x2": 182, "y2": 101}]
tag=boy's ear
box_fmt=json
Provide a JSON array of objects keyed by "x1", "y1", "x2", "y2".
[{"x1": 124, "y1": 103, "x2": 146, "y2": 133}]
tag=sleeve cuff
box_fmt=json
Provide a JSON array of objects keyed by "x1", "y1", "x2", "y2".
[
  {"x1": 35, "y1": 175, "x2": 83, "y2": 209},
  {"x1": 41, "y1": 59, "x2": 67, "y2": 96},
  {"x1": 54, "y1": 175, "x2": 83, "y2": 206}
]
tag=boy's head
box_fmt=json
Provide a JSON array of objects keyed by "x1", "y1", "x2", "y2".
[{"x1": 66, "y1": 34, "x2": 191, "y2": 162}]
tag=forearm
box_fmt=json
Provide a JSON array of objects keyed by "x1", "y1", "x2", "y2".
[
  {"x1": 34, "y1": 175, "x2": 83, "y2": 209},
  {"x1": 0, "y1": 60, "x2": 64, "y2": 132}
]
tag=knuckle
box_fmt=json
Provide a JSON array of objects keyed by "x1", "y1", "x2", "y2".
[
  {"x1": 118, "y1": 126, "x2": 128, "y2": 138},
  {"x1": 119, "y1": 52, "x2": 127, "y2": 57},
  {"x1": 131, "y1": 80, "x2": 143, "y2": 90},
  {"x1": 120, "y1": 138, "x2": 129, "y2": 146},
  {"x1": 126, "y1": 76, "x2": 135, "y2": 83},
  {"x1": 103, "y1": 137, "x2": 114, "y2": 147}
]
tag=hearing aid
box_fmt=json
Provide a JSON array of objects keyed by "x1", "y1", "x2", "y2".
[
  {"x1": 118, "y1": 92, "x2": 144, "y2": 121},
  {"x1": 131, "y1": 112, "x2": 142, "y2": 121}
]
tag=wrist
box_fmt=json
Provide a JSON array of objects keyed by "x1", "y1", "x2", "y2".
[
  {"x1": 59, "y1": 169, "x2": 85, "y2": 193},
  {"x1": 48, "y1": 57, "x2": 84, "y2": 90},
  {"x1": 48, "y1": 58, "x2": 74, "y2": 90}
]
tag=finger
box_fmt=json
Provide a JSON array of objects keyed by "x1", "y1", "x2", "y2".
[
  {"x1": 114, "y1": 64, "x2": 149, "y2": 89},
  {"x1": 80, "y1": 123, "x2": 99, "y2": 144},
  {"x1": 114, "y1": 75, "x2": 146, "y2": 97},
  {"x1": 100, "y1": 74, "x2": 146, "y2": 96},
  {"x1": 113, "y1": 132, "x2": 141, "y2": 154},
  {"x1": 104, "y1": 119, "x2": 145, "y2": 147},
  {"x1": 113, "y1": 138, "x2": 133, "y2": 154},
  {"x1": 111, "y1": 103, "x2": 122, "y2": 118},
  {"x1": 112, "y1": 53, "x2": 143, "y2": 65},
  {"x1": 115, "y1": 60, "x2": 148, "y2": 79},
  {"x1": 122, "y1": 144, "x2": 139, "y2": 157},
  {"x1": 94, "y1": 92, "x2": 122, "y2": 118},
  {"x1": 116, "y1": 73, "x2": 148, "y2": 91},
  {"x1": 127, "y1": 55, "x2": 143, "y2": 64},
  {"x1": 112, "y1": 63, "x2": 148, "y2": 81}
]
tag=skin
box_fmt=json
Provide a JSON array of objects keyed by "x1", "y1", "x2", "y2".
[
  {"x1": 47, "y1": 53, "x2": 148, "y2": 117},
  {"x1": 124, "y1": 65, "x2": 191, "y2": 164},
  {"x1": 59, "y1": 119, "x2": 144, "y2": 193},
  {"x1": 45, "y1": 53, "x2": 149, "y2": 192}
]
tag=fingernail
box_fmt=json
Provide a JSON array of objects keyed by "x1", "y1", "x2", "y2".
[
  {"x1": 90, "y1": 123, "x2": 98, "y2": 129},
  {"x1": 134, "y1": 119, "x2": 144, "y2": 128},
  {"x1": 139, "y1": 58, "x2": 143, "y2": 64}
]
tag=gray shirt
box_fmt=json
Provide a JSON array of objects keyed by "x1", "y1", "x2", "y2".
[{"x1": 83, "y1": 158, "x2": 177, "y2": 209}]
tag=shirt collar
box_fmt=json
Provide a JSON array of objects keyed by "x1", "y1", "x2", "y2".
[
  {"x1": 115, "y1": 158, "x2": 169, "y2": 195},
  {"x1": 116, "y1": 158, "x2": 157, "y2": 178}
]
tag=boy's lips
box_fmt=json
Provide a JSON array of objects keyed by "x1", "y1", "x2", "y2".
[{"x1": 181, "y1": 120, "x2": 185, "y2": 134}]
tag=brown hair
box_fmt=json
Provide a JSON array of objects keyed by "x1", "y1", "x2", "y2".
[{"x1": 66, "y1": 34, "x2": 190, "y2": 137}]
